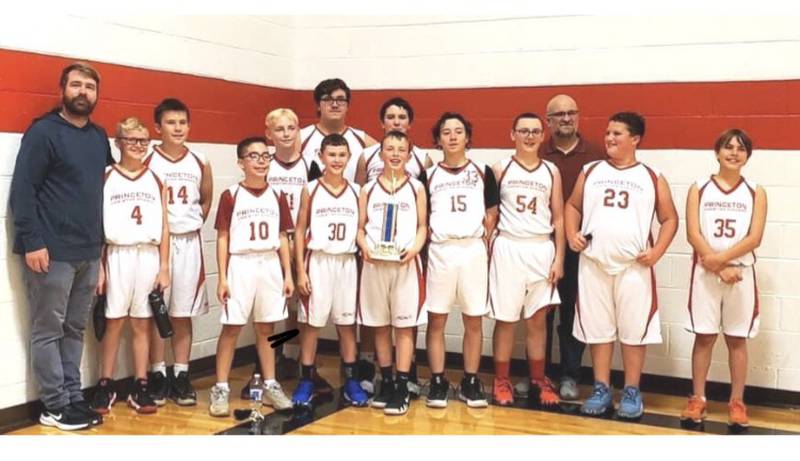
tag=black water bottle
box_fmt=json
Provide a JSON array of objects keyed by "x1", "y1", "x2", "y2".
[
  {"x1": 149, "y1": 290, "x2": 174, "y2": 338},
  {"x1": 92, "y1": 294, "x2": 107, "y2": 341}
]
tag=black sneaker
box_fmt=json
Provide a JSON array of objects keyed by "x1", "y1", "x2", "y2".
[
  {"x1": 169, "y1": 371, "x2": 198, "y2": 406},
  {"x1": 458, "y1": 375, "x2": 488, "y2": 408},
  {"x1": 128, "y1": 378, "x2": 158, "y2": 414},
  {"x1": 385, "y1": 382, "x2": 410, "y2": 416},
  {"x1": 39, "y1": 405, "x2": 90, "y2": 431},
  {"x1": 356, "y1": 359, "x2": 376, "y2": 394},
  {"x1": 71, "y1": 400, "x2": 103, "y2": 426},
  {"x1": 276, "y1": 355, "x2": 299, "y2": 380},
  {"x1": 370, "y1": 379, "x2": 394, "y2": 409},
  {"x1": 148, "y1": 371, "x2": 169, "y2": 406},
  {"x1": 90, "y1": 378, "x2": 117, "y2": 415},
  {"x1": 426, "y1": 376, "x2": 450, "y2": 408}
]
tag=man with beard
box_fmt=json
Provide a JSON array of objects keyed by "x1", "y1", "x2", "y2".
[
  {"x1": 516, "y1": 95, "x2": 605, "y2": 401},
  {"x1": 10, "y1": 62, "x2": 113, "y2": 431}
]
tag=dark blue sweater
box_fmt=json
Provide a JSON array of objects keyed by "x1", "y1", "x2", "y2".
[{"x1": 10, "y1": 111, "x2": 113, "y2": 261}]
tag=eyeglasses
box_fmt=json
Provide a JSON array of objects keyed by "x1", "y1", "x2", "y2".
[
  {"x1": 242, "y1": 152, "x2": 272, "y2": 162},
  {"x1": 320, "y1": 96, "x2": 349, "y2": 106},
  {"x1": 119, "y1": 137, "x2": 150, "y2": 147},
  {"x1": 514, "y1": 128, "x2": 543, "y2": 137},
  {"x1": 547, "y1": 110, "x2": 579, "y2": 119}
]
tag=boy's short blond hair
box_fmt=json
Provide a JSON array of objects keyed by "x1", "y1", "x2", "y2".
[
  {"x1": 265, "y1": 108, "x2": 299, "y2": 127},
  {"x1": 116, "y1": 116, "x2": 149, "y2": 138}
]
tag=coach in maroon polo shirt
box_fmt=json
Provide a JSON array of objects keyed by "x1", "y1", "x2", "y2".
[{"x1": 543, "y1": 94, "x2": 605, "y2": 400}]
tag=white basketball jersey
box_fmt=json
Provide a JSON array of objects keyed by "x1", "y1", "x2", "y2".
[
  {"x1": 144, "y1": 146, "x2": 206, "y2": 234},
  {"x1": 299, "y1": 125, "x2": 367, "y2": 181},
  {"x1": 697, "y1": 176, "x2": 757, "y2": 266},
  {"x1": 580, "y1": 160, "x2": 659, "y2": 275},
  {"x1": 267, "y1": 156, "x2": 310, "y2": 226},
  {"x1": 497, "y1": 157, "x2": 556, "y2": 238},
  {"x1": 103, "y1": 165, "x2": 163, "y2": 246},
  {"x1": 362, "y1": 144, "x2": 428, "y2": 182},
  {"x1": 363, "y1": 176, "x2": 423, "y2": 252},
  {"x1": 427, "y1": 161, "x2": 489, "y2": 243},
  {"x1": 221, "y1": 184, "x2": 292, "y2": 254},
  {"x1": 305, "y1": 179, "x2": 360, "y2": 254}
]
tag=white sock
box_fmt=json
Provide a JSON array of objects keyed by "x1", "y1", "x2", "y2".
[
  {"x1": 216, "y1": 382, "x2": 230, "y2": 391},
  {"x1": 359, "y1": 351, "x2": 375, "y2": 363},
  {"x1": 264, "y1": 379, "x2": 277, "y2": 388},
  {"x1": 283, "y1": 344, "x2": 300, "y2": 360},
  {"x1": 174, "y1": 363, "x2": 189, "y2": 376},
  {"x1": 151, "y1": 362, "x2": 167, "y2": 376}
]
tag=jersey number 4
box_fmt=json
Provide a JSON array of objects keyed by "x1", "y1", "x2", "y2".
[
  {"x1": 167, "y1": 185, "x2": 189, "y2": 205},
  {"x1": 131, "y1": 206, "x2": 143, "y2": 225}
]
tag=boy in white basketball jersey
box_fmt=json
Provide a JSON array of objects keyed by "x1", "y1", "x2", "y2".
[
  {"x1": 299, "y1": 78, "x2": 377, "y2": 182},
  {"x1": 355, "y1": 97, "x2": 433, "y2": 185},
  {"x1": 356, "y1": 131, "x2": 428, "y2": 416},
  {"x1": 680, "y1": 129, "x2": 767, "y2": 428},
  {"x1": 292, "y1": 134, "x2": 369, "y2": 407},
  {"x1": 208, "y1": 137, "x2": 295, "y2": 417},
  {"x1": 565, "y1": 112, "x2": 678, "y2": 419},
  {"x1": 144, "y1": 99, "x2": 213, "y2": 407},
  {"x1": 489, "y1": 113, "x2": 564, "y2": 407},
  {"x1": 237, "y1": 109, "x2": 328, "y2": 400},
  {"x1": 354, "y1": 97, "x2": 430, "y2": 396},
  {"x1": 91, "y1": 117, "x2": 169, "y2": 415},
  {"x1": 424, "y1": 113, "x2": 499, "y2": 409}
]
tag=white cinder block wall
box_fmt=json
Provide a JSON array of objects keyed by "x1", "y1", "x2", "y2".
[{"x1": 1, "y1": 15, "x2": 799, "y2": 410}]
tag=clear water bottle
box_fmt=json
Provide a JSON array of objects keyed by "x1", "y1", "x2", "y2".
[{"x1": 249, "y1": 374, "x2": 264, "y2": 412}]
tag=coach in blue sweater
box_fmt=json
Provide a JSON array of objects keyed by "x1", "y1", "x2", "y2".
[{"x1": 10, "y1": 62, "x2": 113, "y2": 431}]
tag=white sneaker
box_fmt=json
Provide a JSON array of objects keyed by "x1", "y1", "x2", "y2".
[
  {"x1": 209, "y1": 385, "x2": 230, "y2": 417},
  {"x1": 263, "y1": 382, "x2": 293, "y2": 411}
]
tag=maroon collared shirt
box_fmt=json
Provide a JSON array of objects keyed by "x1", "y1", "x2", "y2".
[{"x1": 543, "y1": 134, "x2": 606, "y2": 199}]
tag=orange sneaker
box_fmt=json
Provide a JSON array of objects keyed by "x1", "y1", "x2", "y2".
[
  {"x1": 680, "y1": 395, "x2": 707, "y2": 423},
  {"x1": 532, "y1": 377, "x2": 560, "y2": 406},
  {"x1": 493, "y1": 377, "x2": 514, "y2": 406},
  {"x1": 728, "y1": 398, "x2": 749, "y2": 427}
]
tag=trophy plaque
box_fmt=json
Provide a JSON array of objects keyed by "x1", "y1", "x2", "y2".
[{"x1": 372, "y1": 201, "x2": 402, "y2": 261}]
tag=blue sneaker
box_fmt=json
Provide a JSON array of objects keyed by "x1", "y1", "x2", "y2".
[
  {"x1": 292, "y1": 379, "x2": 314, "y2": 407},
  {"x1": 616, "y1": 386, "x2": 643, "y2": 419},
  {"x1": 343, "y1": 378, "x2": 369, "y2": 407},
  {"x1": 580, "y1": 382, "x2": 613, "y2": 416}
]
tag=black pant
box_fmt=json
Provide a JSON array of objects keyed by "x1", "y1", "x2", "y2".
[{"x1": 546, "y1": 248, "x2": 585, "y2": 380}]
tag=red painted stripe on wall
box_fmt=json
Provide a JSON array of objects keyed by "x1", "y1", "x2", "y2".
[{"x1": 2, "y1": 48, "x2": 800, "y2": 150}]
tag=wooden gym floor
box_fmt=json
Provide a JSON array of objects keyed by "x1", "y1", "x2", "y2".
[{"x1": 8, "y1": 354, "x2": 800, "y2": 436}]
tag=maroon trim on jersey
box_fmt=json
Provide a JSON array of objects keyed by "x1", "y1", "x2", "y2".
[
  {"x1": 710, "y1": 175, "x2": 746, "y2": 195},
  {"x1": 318, "y1": 178, "x2": 351, "y2": 199},
  {"x1": 272, "y1": 154, "x2": 304, "y2": 170},
  {"x1": 415, "y1": 255, "x2": 426, "y2": 322},
  {"x1": 347, "y1": 182, "x2": 360, "y2": 203},
  {"x1": 276, "y1": 190, "x2": 294, "y2": 233},
  {"x1": 111, "y1": 164, "x2": 149, "y2": 182},
  {"x1": 365, "y1": 145, "x2": 380, "y2": 172},
  {"x1": 510, "y1": 155, "x2": 544, "y2": 174},
  {"x1": 497, "y1": 157, "x2": 515, "y2": 187},
  {"x1": 747, "y1": 267, "x2": 760, "y2": 337},
  {"x1": 214, "y1": 188, "x2": 236, "y2": 232},
  {"x1": 150, "y1": 170, "x2": 164, "y2": 192},
  {"x1": 347, "y1": 127, "x2": 367, "y2": 148},
  {"x1": 376, "y1": 175, "x2": 410, "y2": 195},
  {"x1": 355, "y1": 255, "x2": 364, "y2": 324},
  {"x1": 152, "y1": 144, "x2": 190, "y2": 164},
  {"x1": 300, "y1": 249, "x2": 312, "y2": 321},
  {"x1": 605, "y1": 160, "x2": 641, "y2": 171},
  {"x1": 306, "y1": 182, "x2": 321, "y2": 246},
  {"x1": 300, "y1": 126, "x2": 321, "y2": 155},
  {"x1": 436, "y1": 160, "x2": 471, "y2": 175},
  {"x1": 472, "y1": 160, "x2": 485, "y2": 181},
  {"x1": 191, "y1": 230, "x2": 207, "y2": 315},
  {"x1": 579, "y1": 160, "x2": 603, "y2": 214},
  {"x1": 640, "y1": 265, "x2": 659, "y2": 342},
  {"x1": 686, "y1": 253, "x2": 699, "y2": 333}
]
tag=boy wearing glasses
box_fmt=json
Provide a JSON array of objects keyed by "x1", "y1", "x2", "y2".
[
  {"x1": 489, "y1": 113, "x2": 565, "y2": 407},
  {"x1": 209, "y1": 137, "x2": 295, "y2": 416},
  {"x1": 300, "y1": 78, "x2": 377, "y2": 182},
  {"x1": 144, "y1": 98, "x2": 214, "y2": 407},
  {"x1": 91, "y1": 117, "x2": 170, "y2": 415}
]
